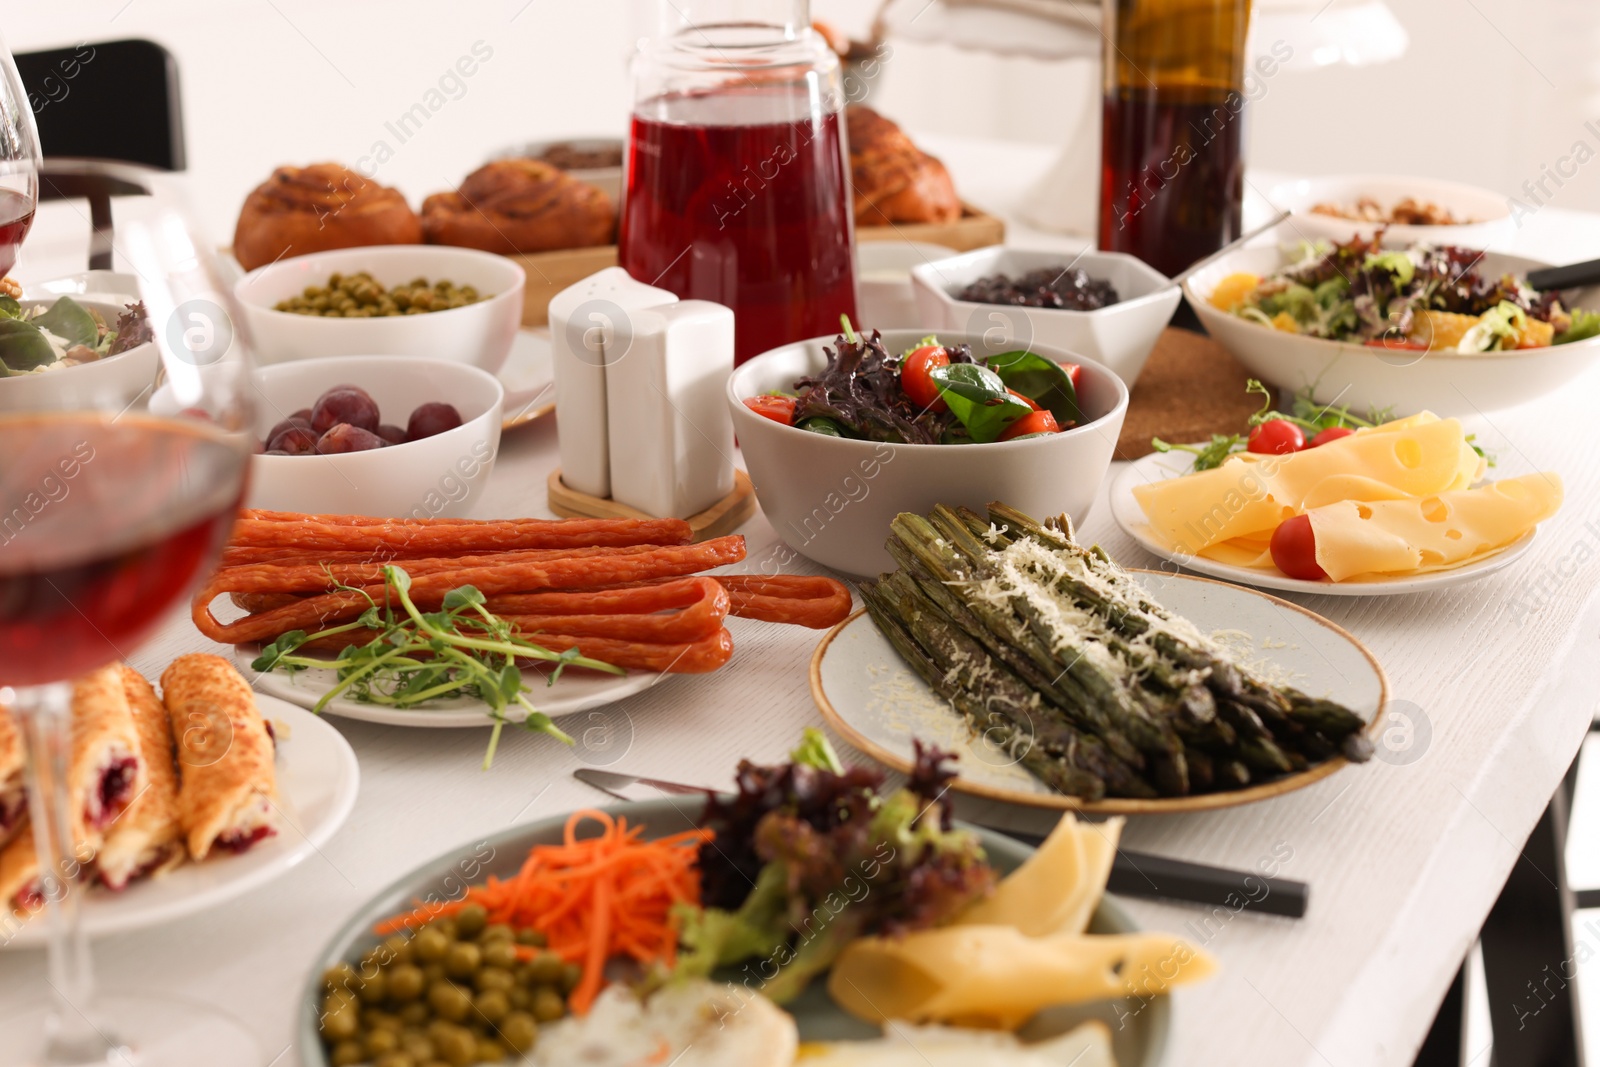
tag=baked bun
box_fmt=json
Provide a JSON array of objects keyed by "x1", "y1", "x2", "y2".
[
  {"x1": 421, "y1": 160, "x2": 615, "y2": 255},
  {"x1": 233, "y1": 164, "x2": 421, "y2": 272},
  {"x1": 847, "y1": 106, "x2": 961, "y2": 226}
]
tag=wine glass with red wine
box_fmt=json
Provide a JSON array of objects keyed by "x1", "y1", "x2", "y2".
[
  {"x1": 0, "y1": 50, "x2": 261, "y2": 1067},
  {"x1": 0, "y1": 37, "x2": 35, "y2": 278}
]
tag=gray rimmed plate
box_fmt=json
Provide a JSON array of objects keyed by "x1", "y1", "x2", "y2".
[{"x1": 297, "y1": 798, "x2": 1169, "y2": 1066}]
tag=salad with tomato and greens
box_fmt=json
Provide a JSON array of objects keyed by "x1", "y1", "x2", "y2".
[
  {"x1": 1208, "y1": 235, "x2": 1600, "y2": 352},
  {"x1": 743, "y1": 319, "x2": 1082, "y2": 445}
]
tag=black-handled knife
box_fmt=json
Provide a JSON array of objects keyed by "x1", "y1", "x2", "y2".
[
  {"x1": 1527, "y1": 256, "x2": 1600, "y2": 292},
  {"x1": 572, "y1": 768, "x2": 1308, "y2": 918}
]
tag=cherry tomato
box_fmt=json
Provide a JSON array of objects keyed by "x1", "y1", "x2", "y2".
[
  {"x1": 1363, "y1": 337, "x2": 1428, "y2": 351},
  {"x1": 1062, "y1": 363, "x2": 1082, "y2": 390},
  {"x1": 1247, "y1": 419, "x2": 1305, "y2": 455},
  {"x1": 1007, "y1": 389, "x2": 1041, "y2": 411},
  {"x1": 743, "y1": 395, "x2": 797, "y2": 425},
  {"x1": 1310, "y1": 425, "x2": 1356, "y2": 447},
  {"x1": 901, "y1": 345, "x2": 950, "y2": 412},
  {"x1": 1269, "y1": 514, "x2": 1327, "y2": 580},
  {"x1": 999, "y1": 409, "x2": 1060, "y2": 440}
]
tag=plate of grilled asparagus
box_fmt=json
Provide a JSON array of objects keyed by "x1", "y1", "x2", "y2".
[{"x1": 811, "y1": 503, "x2": 1387, "y2": 813}]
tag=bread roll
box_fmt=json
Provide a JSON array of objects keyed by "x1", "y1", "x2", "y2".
[
  {"x1": 421, "y1": 160, "x2": 615, "y2": 255},
  {"x1": 233, "y1": 163, "x2": 422, "y2": 271},
  {"x1": 0, "y1": 709, "x2": 22, "y2": 849},
  {"x1": 847, "y1": 105, "x2": 961, "y2": 226}
]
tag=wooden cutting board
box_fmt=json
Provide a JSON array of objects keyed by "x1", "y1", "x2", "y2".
[{"x1": 1115, "y1": 328, "x2": 1261, "y2": 460}]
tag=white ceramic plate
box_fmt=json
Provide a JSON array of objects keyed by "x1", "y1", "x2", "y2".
[
  {"x1": 499, "y1": 329, "x2": 555, "y2": 429},
  {"x1": 5, "y1": 695, "x2": 359, "y2": 948},
  {"x1": 812, "y1": 573, "x2": 1387, "y2": 814},
  {"x1": 236, "y1": 648, "x2": 668, "y2": 728},
  {"x1": 1109, "y1": 449, "x2": 1538, "y2": 596}
]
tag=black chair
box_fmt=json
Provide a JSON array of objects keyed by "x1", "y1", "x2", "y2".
[
  {"x1": 13, "y1": 40, "x2": 182, "y2": 271},
  {"x1": 15, "y1": 39, "x2": 184, "y2": 171}
]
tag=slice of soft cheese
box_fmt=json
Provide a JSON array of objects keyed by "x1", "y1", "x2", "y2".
[
  {"x1": 829, "y1": 925, "x2": 1217, "y2": 1031},
  {"x1": 549, "y1": 267, "x2": 676, "y2": 499},
  {"x1": 1306, "y1": 472, "x2": 1563, "y2": 580},
  {"x1": 1132, "y1": 413, "x2": 1481, "y2": 555},
  {"x1": 959, "y1": 814, "x2": 1122, "y2": 938}
]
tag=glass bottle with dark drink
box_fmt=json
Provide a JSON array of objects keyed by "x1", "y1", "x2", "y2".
[
  {"x1": 1098, "y1": 0, "x2": 1252, "y2": 279},
  {"x1": 619, "y1": 0, "x2": 858, "y2": 365}
]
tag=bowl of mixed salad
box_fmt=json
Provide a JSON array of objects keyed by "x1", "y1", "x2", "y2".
[
  {"x1": 1185, "y1": 235, "x2": 1600, "y2": 415},
  {"x1": 728, "y1": 321, "x2": 1128, "y2": 575},
  {"x1": 0, "y1": 294, "x2": 158, "y2": 411}
]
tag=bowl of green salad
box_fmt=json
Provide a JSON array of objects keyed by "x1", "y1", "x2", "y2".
[{"x1": 1185, "y1": 234, "x2": 1600, "y2": 416}]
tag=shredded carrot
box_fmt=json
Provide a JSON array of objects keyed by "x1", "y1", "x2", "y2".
[{"x1": 371, "y1": 809, "x2": 709, "y2": 1015}]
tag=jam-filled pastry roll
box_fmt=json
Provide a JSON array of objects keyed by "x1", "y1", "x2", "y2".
[
  {"x1": 0, "y1": 709, "x2": 24, "y2": 849},
  {"x1": 0, "y1": 823, "x2": 42, "y2": 914},
  {"x1": 70, "y1": 664, "x2": 147, "y2": 847},
  {"x1": 160, "y1": 654, "x2": 278, "y2": 860},
  {"x1": 96, "y1": 668, "x2": 186, "y2": 890}
]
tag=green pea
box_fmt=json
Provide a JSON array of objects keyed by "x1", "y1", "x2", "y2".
[
  {"x1": 414, "y1": 927, "x2": 450, "y2": 962},
  {"x1": 454, "y1": 903, "x2": 488, "y2": 939},
  {"x1": 559, "y1": 962, "x2": 583, "y2": 995},
  {"x1": 444, "y1": 942, "x2": 481, "y2": 980},
  {"x1": 373, "y1": 1052, "x2": 416, "y2": 1067},
  {"x1": 515, "y1": 928, "x2": 546, "y2": 947},
  {"x1": 428, "y1": 981, "x2": 472, "y2": 1023},
  {"x1": 474, "y1": 967, "x2": 514, "y2": 994},
  {"x1": 328, "y1": 1039, "x2": 365, "y2": 1066},
  {"x1": 481, "y1": 941, "x2": 518, "y2": 970},
  {"x1": 364, "y1": 1028, "x2": 399, "y2": 1057},
  {"x1": 499, "y1": 1011, "x2": 537, "y2": 1054},
  {"x1": 398, "y1": 1001, "x2": 431, "y2": 1027},
  {"x1": 388, "y1": 964, "x2": 425, "y2": 1002},
  {"x1": 321, "y1": 1003, "x2": 359, "y2": 1041},
  {"x1": 525, "y1": 951, "x2": 563, "y2": 986},
  {"x1": 476, "y1": 1036, "x2": 508, "y2": 1062},
  {"x1": 473, "y1": 988, "x2": 509, "y2": 1024},
  {"x1": 532, "y1": 986, "x2": 566, "y2": 1023},
  {"x1": 433, "y1": 1025, "x2": 476, "y2": 1067}
]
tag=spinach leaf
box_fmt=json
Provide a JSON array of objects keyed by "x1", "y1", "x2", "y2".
[
  {"x1": 32, "y1": 297, "x2": 98, "y2": 348},
  {"x1": 0, "y1": 319, "x2": 58, "y2": 373},
  {"x1": 983, "y1": 350, "x2": 1082, "y2": 426},
  {"x1": 927, "y1": 362, "x2": 1032, "y2": 444}
]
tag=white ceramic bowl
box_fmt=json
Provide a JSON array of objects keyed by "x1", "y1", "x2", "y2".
[
  {"x1": 1185, "y1": 244, "x2": 1600, "y2": 416},
  {"x1": 233, "y1": 246, "x2": 525, "y2": 374},
  {"x1": 154, "y1": 355, "x2": 504, "y2": 518},
  {"x1": 856, "y1": 240, "x2": 957, "y2": 328},
  {"x1": 910, "y1": 246, "x2": 1182, "y2": 386},
  {"x1": 1266, "y1": 174, "x2": 1514, "y2": 248},
  {"x1": 0, "y1": 296, "x2": 159, "y2": 412},
  {"x1": 728, "y1": 329, "x2": 1129, "y2": 576}
]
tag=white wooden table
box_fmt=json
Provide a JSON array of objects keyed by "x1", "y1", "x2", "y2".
[{"x1": 3, "y1": 140, "x2": 1599, "y2": 1067}]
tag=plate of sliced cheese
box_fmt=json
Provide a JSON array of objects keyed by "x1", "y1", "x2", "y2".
[{"x1": 1111, "y1": 413, "x2": 1560, "y2": 595}]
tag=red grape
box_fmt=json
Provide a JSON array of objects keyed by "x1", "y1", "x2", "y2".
[
  {"x1": 264, "y1": 449, "x2": 290, "y2": 456},
  {"x1": 406, "y1": 402, "x2": 463, "y2": 441},
  {"x1": 268, "y1": 425, "x2": 319, "y2": 455},
  {"x1": 266, "y1": 415, "x2": 311, "y2": 444},
  {"x1": 315, "y1": 424, "x2": 388, "y2": 454},
  {"x1": 376, "y1": 424, "x2": 408, "y2": 445},
  {"x1": 312, "y1": 388, "x2": 381, "y2": 434},
  {"x1": 289, "y1": 408, "x2": 313, "y2": 423}
]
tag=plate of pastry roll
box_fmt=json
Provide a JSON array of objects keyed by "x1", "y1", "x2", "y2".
[{"x1": 0, "y1": 654, "x2": 359, "y2": 946}]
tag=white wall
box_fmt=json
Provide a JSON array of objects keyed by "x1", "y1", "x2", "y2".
[{"x1": 3, "y1": 0, "x2": 1597, "y2": 242}]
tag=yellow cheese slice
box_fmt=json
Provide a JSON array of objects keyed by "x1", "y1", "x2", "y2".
[
  {"x1": 828, "y1": 926, "x2": 1217, "y2": 1031},
  {"x1": 1308, "y1": 473, "x2": 1563, "y2": 581},
  {"x1": 958, "y1": 815, "x2": 1122, "y2": 937},
  {"x1": 1132, "y1": 413, "x2": 1482, "y2": 555}
]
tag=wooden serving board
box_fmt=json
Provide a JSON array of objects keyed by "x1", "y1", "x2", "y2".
[
  {"x1": 546, "y1": 468, "x2": 757, "y2": 542},
  {"x1": 509, "y1": 203, "x2": 1004, "y2": 328},
  {"x1": 1115, "y1": 327, "x2": 1262, "y2": 461}
]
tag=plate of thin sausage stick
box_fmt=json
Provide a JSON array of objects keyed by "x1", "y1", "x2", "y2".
[{"x1": 198, "y1": 510, "x2": 855, "y2": 729}]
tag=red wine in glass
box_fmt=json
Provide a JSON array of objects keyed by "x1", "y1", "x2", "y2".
[
  {"x1": 619, "y1": 85, "x2": 858, "y2": 366},
  {"x1": 0, "y1": 187, "x2": 36, "y2": 277},
  {"x1": 0, "y1": 414, "x2": 249, "y2": 687}
]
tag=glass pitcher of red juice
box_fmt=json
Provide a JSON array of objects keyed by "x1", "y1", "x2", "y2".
[{"x1": 619, "y1": 0, "x2": 858, "y2": 366}]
